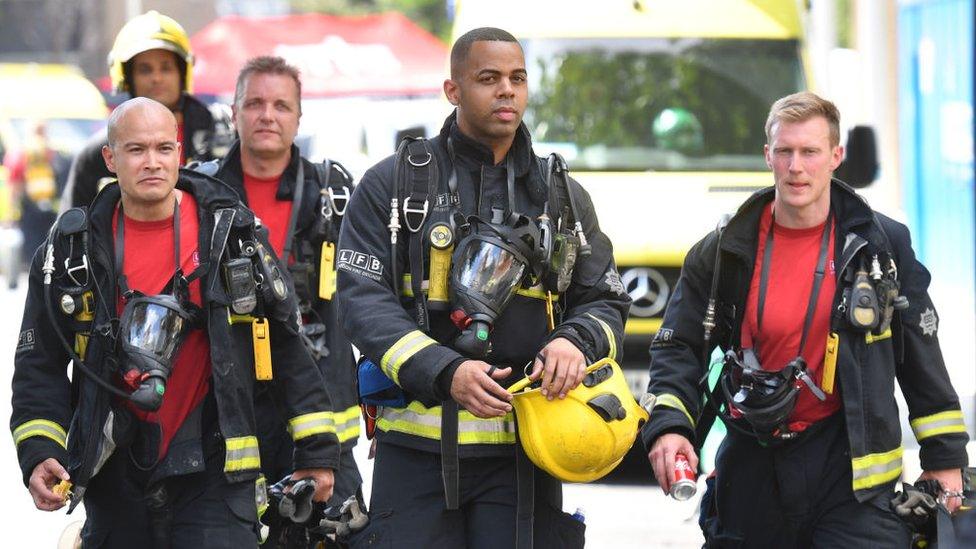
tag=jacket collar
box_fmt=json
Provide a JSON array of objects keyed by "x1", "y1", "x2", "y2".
[
  {"x1": 88, "y1": 168, "x2": 243, "y2": 226},
  {"x1": 720, "y1": 178, "x2": 883, "y2": 259},
  {"x1": 438, "y1": 110, "x2": 535, "y2": 178},
  {"x1": 216, "y1": 140, "x2": 303, "y2": 203}
]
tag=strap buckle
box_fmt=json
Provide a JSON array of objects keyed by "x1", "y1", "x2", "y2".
[
  {"x1": 64, "y1": 255, "x2": 90, "y2": 287},
  {"x1": 328, "y1": 186, "x2": 350, "y2": 217},
  {"x1": 402, "y1": 198, "x2": 429, "y2": 233}
]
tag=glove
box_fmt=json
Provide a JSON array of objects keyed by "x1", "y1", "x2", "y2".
[{"x1": 891, "y1": 484, "x2": 938, "y2": 531}]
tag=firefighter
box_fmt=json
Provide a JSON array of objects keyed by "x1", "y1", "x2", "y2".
[
  {"x1": 61, "y1": 10, "x2": 233, "y2": 211},
  {"x1": 11, "y1": 97, "x2": 338, "y2": 547},
  {"x1": 336, "y1": 28, "x2": 630, "y2": 548},
  {"x1": 642, "y1": 91, "x2": 969, "y2": 546},
  {"x1": 200, "y1": 56, "x2": 361, "y2": 547}
]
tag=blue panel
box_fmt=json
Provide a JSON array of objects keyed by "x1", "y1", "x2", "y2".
[{"x1": 898, "y1": 0, "x2": 974, "y2": 289}]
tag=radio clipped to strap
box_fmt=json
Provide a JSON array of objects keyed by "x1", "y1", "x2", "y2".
[
  {"x1": 319, "y1": 241, "x2": 336, "y2": 300},
  {"x1": 252, "y1": 317, "x2": 273, "y2": 380}
]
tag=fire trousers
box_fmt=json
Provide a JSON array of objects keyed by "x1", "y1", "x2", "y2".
[{"x1": 699, "y1": 412, "x2": 911, "y2": 548}]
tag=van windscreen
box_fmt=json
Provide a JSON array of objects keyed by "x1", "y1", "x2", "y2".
[{"x1": 525, "y1": 38, "x2": 805, "y2": 172}]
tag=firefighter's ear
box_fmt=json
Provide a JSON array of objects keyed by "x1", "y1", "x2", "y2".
[
  {"x1": 102, "y1": 145, "x2": 117, "y2": 174},
  {"x1": 444, "y1": 79, "x2": 460, "y2": 107}
]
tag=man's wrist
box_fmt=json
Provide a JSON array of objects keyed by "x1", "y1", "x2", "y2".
[
  {"x1": 436, "y1": 358, "x2": 466, "y2": 400},
  {"x1": 549, "y1": 324, "x2": 594, "y2": 361}
]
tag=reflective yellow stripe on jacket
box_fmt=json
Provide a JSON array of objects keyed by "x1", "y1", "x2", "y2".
[
  {"x1": 12, "y1": 419, "x2": 67, "y2": 448},
  {"x1": 377, "y1": 401, "x2": 516, "y2": 444},
  {"x1": 224, "y1": 436, "x2": 261, "y2": 473},
  {"x1": 288, "y1": 411, "x2": 336, "y2": 441},
  {"x1": 911, "y1": 410, "x2": 967, "y2": 441},
  {"x1": 335, "y1": 405, "x2": 362, "y2": 444},
  {"x1": 654, "y1": 393, "x2": 695, "y2": 428},
  {"x1": 382, "y1": 330, "x2": 437, "y2": 384},
  {"x1": 586, "y1": 313, "x2": 617, "y2": 361},
  {"x1": 851, "y1": 446, "x2": 903, "y2": 492}
]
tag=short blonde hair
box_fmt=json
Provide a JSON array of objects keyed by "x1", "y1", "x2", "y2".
[{"x1": 765, "y1": 92, "x2": 841, "y2": 147}]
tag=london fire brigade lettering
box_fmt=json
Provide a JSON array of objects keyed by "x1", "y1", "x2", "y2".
[{"x1": 337, "y1": 248, "x2": 384, "y2": 281}]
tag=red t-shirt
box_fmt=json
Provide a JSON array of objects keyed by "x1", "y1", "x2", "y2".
[
  {"x1": 243, "y1": 172, "x2": 293, "y2": 258},
  {"x1": 740, "y1": 204, "x2": 841, "y2": 430},
  {"x1": 113, "y1": 191, "x2": 211, "y2": 459}
]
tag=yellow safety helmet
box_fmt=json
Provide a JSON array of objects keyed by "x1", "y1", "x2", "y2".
[
  {"x1": 108, "y1": 10, "x2": 194, "y2": 94},
  {"x1": 508, "y1": 357, "x2": 649, "y2": 483}
]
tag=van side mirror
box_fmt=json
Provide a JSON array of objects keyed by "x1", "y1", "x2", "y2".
[{"x1": 834, "y1": 125, "x2": 878, "y2": 188}]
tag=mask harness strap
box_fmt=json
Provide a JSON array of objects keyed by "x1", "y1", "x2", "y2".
[
  {"x1": 115, "y1": 196, "x2": 181, "y2": 300},
  {"x1": 281, "y1": 160, "x2": 305, "y2": 264},
  {"x1": 755, "y1": 211, "x2": 833, "y2": 363},
  {"x1": 504, "y1": 153, "x2": 536, "y2": 549}
]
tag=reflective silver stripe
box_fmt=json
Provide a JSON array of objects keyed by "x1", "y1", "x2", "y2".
[
  {"x1": 851, "y1": 446, "x2": 903, "y2": 491},
  {"x1": 224, "y1": 436, "x2": 261, "y2": 472},
  {"x1": 335, "y1": 405, "x2": 361, "y2": 443},
  {"x1": 587, "y1": 313, "x2": 617, "y2": 361},
  {"x1": 377, "y1": 402, "x2": 516, "y2": 444},
  {"x1": 288, "y1": 411, "x2": 336, "y2": 441},
  {"x1": 12, "y1": 419, "x2": 67, "y2": 448},
  {"x1": 381, "y1": 330, "x2": 437, "y2": 384},
  {"x1": 910, "y1": 410, "x2": 967, "y2": 441},
  {"x1": 654, "y1": 393, "x2": 695, "y2": 427}
]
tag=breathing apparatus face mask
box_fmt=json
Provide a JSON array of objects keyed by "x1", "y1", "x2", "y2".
[
  {"x1": 119, "y1": 292, "x2": 194, "y2": 411},
  {"x1": 449, "y1": 214, "x2": 540, "y2": 357},
  {"x1": 114, "y1": 198, "x2": 200, "y2": 412}
]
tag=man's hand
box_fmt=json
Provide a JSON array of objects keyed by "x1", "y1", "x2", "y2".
[
  {"x1": 529, "y1": 337, "x2": 586, "y2": 400},
  {"x1": 291, "y1": 468, "x2": 335, "y2": 503},
  {"x1": 918, "y1": 468, "x2": 964, "y2": 513},
  {"x1": 29, "y1": 458, "x2": 70, "y2": 511},
  {"x1": 450, "y1": 360, "x2": 513, "y2": 418},
  {"x1": 648, "y1": 433, "x2": 698, "y2": 496}
]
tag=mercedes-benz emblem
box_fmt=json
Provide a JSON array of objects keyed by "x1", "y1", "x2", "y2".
[{"x1": 621, "y1": 268, "x2": 670, "y2": 317}]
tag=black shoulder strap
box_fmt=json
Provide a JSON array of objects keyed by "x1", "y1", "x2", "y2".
[
  {"x1": 543, "y1": 153, "x2": 590, "y2": 255},
  {"x1": 313, "y1": 158, "x2": 354, "y2": 223},
  {"x1": 694, "y1": 214, "x2": 732, "y2": 447},
  {"x1": 394, "y1": 137, "x2": 439, "y2": 332},
  {"x1": 281, "y1": 161, "x2": 305, "y2": 262},
  {"x1": 55, "y1": 207, "x2": 92, "y2": 290}
]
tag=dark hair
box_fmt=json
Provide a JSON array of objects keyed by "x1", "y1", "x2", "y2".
[
  {"x1": 450, "y1": 27, "x2": 520, "y2": 79},
  {"x1": 234, "y1": 56, "x2": 302, "y2": 110}
]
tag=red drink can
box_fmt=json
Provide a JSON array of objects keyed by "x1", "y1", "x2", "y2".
[{"x1": 670, "y1": 453, "x2": 697, "y2": 501}]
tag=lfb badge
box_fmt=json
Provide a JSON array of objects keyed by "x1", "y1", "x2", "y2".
[
  {"x1": 918, "y1": 308, "x2": 938, "y2": 337},
  {"x1": 429, "y1": 223, "x2": 454, "y2": 250}
]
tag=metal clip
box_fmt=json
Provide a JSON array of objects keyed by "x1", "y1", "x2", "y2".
[
  {"x1": 402, "y1": 197, "x2": 429, "y2": 233},
  {"x1": 64, "y1": 255, "x2": 90, "y2": 287},
  {"x1": 388, "y1": 198, "x2": 401, "y2": 245},
  {"x1": 328, "y1": 186, "x2": 350, "y2": 217}
]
